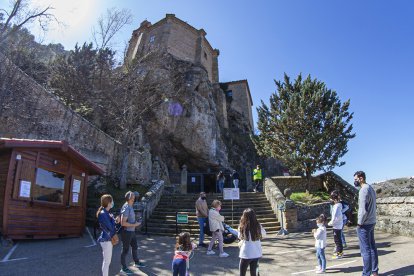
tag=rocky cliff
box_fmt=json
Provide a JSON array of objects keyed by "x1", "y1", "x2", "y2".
[
  {"x1": 374, "y1": 177, "x2": 414, "y2": 198},
  {"x1": 136, "y1": 53, "x2": 230, "y2": 172}
]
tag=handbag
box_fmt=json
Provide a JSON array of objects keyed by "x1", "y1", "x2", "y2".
[{"x1": 111, "y1": 234, "x2": 119, "y2": 245}]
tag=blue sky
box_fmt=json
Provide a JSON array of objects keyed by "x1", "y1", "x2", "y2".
[{"x1": 4, "y1": 0, "x2": 413, "y2": 184}]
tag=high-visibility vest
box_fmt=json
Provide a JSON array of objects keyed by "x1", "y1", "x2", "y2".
[{"x1": 253, "y1": 169, "x2": 262, "y2": 180}]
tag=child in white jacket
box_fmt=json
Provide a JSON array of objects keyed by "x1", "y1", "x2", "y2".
[
  {"x1": 206, "y1": 200, "x2": 229, "y2": 257},
  {"x1": 328, "y1": 191, "x2": 343, "y2": 259},
  {"x1": 313, "y1": 214, "x2": 327, "y2": 274}
]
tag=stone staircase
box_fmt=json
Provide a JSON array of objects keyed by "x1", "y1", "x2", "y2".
[{"x1": 143, "y1": 192, "x2": 280, "y2": 236}]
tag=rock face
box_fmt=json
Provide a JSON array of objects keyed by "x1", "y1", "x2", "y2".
[
  {"x1": 374, "y1": 178, "x2": 414, "y2": 198},
  {"x1": 138, "y1": 53, "x2": 229, "y2": 172}
]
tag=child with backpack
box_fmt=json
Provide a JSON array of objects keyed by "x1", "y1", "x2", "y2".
[
  {"x1": 172, "y1": 232, "x2": 197, "y2": 276},
  {"x1": 313, "y1": 214, "x2": 327, "y2": 274},
  {"x1": 328, "y1": 191, "x2": 344, "y2": 259}
]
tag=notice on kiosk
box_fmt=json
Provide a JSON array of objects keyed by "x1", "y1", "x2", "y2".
[{"x1": 223, "y1": 188, "x2": 240, "y2": 200}]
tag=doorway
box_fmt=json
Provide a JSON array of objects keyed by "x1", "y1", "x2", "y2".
[{"x1": 203, "y1": 174, "x2": 217, "y2": 193}]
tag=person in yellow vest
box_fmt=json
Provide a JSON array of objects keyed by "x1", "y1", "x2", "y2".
[{"x1": 253, "y1": 165, "x2": 263, "y2": 192}]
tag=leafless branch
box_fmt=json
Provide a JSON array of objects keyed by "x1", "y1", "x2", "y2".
[
  {"x1": 92, "y1": 8, "x2": 132, "y2": 50},
  {"x1": 0, "y1": 0, "x2": 57, "y2": 44}
]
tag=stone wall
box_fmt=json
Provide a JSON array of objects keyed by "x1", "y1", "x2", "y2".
[
  {"x1": 141, "y1": 180, "x2": 165, "y2": 221},
  {"x1": 321, "y1": 172, "x2": 358, "y2": 209},
  {"x1": 0, "y1": 58, "x2": 118, "y2": 173},
  {"x1": 376, "y1": 196, "x2": 414, "y2": 237},
  {"x1": 264, "y1": 178, "x2": 298, "y2": 231},
  {"x1": 126, "y1": 14, "x2": 218, "y2": 83},
  {"x1": 270, "y1": 176, "x2": 323, "y2": 193},
  {"x1": 264, "y1": 172, "x2": 358, "y2": 232},
  {"x1": 167, "y1": 19, "x2": 198, "y2": 63},
  {"x1": 297, "y1": 202, "x2": 331, "y2": 221},
  {"x1": 0, "y1": 54, "x2": 153, "y2": 184},
  {"x1": 225, "y1": 81, "x2": 254, "y2": 132}
]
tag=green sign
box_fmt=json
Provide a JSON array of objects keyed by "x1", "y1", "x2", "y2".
[{"x1": 177, "y1": 214, "x2": 188, "y2": 224}]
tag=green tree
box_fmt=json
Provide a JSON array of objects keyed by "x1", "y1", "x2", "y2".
[
  {"x1": 49, "y1": 42, "x2": 116, "y2": 122},
  {"x1": 255, "y1": 73, "x2": 355, "y2": 192}
]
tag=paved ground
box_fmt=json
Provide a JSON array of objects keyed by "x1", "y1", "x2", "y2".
[{"x1": 0, "y1": 227, "x2": 413, "y2": 275}]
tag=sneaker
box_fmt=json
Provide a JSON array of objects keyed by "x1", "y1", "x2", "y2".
[
  {"x1": 120, "y1": 267, "x2": 134, "y2": 275},
  {"x1": 332, "y1": 253, "x2": 343, "y2": 260},
  {"x1": 206, "y1": 250, "x2": 215, "y2": 255},
  {"x1": 315, "y1": 266, "x2": 321, "y2": 271},
  {"x1": 198, "y1": 243, "x2": 207, "y2": 248},
  {"x1": 134, "y1": 261, "x2": 146, "y2": 268},
  {"x1": 316, "y1": 269, "x2": 326, "y2": 274},
  {"x1": 219, "y1": 252, "x2": 229, "y2": 257}
]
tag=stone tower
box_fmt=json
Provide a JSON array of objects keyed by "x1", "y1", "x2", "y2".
[{"x1": 126, "y1": 14, "x2": 220, "y2": 83}]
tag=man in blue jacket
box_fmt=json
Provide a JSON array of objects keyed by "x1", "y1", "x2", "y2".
[{"x1": 354, "y1": 171, "x2": 379, "y2": 276}]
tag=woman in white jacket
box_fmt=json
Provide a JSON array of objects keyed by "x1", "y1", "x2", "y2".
[
  {"x1": 206, "y1": 200, "x2": 229, "y2": 257},
  {"x1": 238, "y1": 208, "x2": 266, "y2": 276}
]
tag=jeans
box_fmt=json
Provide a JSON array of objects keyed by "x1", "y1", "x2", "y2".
[
  {"x1": 315, "y1": 248, "x2": 326, "y2": 271},
  {"x1": 100, "y1": 241, "x2": 113, "y2": 276},
  {"x1": 342, "y1": 219, "x2": 347, "y2": 245},
  {"x1": 172, "y1": 258, "x2": 186, "y2": 276},
  {"x1": 239, "y1": 258, "x2": 259, "y2": 276},
  {"x1": 121, "y1": 231, "x2": 139, "y2": 269},
  {"x1": 233, "y1": 179, "x2": 239, "y2": 188},
  {"x1": 218, "y1": 180, "x2": 224, "y2": 193},
  {"x1": 357, "y1": 224, "x2": 379, "y2": 276},
  {"x1": 254, "y1": 179, "x2": 262, "y2": 192},
  {"x1": 197, "y1": 217, "x2": 207, "y2": 244},
  {"x1": 333, "y1": 229, "x2": 343, "y2": 253}
]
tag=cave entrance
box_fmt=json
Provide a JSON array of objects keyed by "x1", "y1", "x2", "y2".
[
  {"x1": 203, "y1": 173, "x2": 217, "y2": 193},
  {"x1": 187, "y1": 173, "x2": 217, "y2": 193}
]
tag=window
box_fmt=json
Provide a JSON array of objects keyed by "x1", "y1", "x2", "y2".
[
  {"x1": 204, "y1": 51, "x2": 207, "y2": 59},
  {"x1": 149, "y1": 35, "x2": 155, "y2": 43},
  {"x1": 33, "y1": 168, "x2": 65, "y2": 203}
]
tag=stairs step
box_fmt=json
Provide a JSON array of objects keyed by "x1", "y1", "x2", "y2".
[{"x1": 144, "y1": 192, "x2": 278, "y2": 236}]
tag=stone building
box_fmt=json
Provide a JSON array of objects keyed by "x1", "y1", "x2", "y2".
[
  {"x1": 220, "y1": 80, "x2": 254, "y2": 132},
  {"x1": 126, "y1": 14, "x2": 219, "y2": 83},
  {"x1": 126, "y1": 14, "x2": 254, "y2": 133}
]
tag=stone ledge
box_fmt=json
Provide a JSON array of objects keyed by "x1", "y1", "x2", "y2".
[
  {"x1": 376, "y1": 215, "x2": 414, "y2": 237},
  {"x1": 377, "y1": 197, "x2": 406, "y2": 204},
  {"x1": 404, "y1": 197, "x2": 414, "y2": 204}
]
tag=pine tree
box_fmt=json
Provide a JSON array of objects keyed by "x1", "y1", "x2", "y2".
[{"x1": 254, "y1": 73, "x2": 355, "y2": 192}]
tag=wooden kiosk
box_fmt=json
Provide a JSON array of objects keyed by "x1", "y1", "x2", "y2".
[{"x1": 0, "y1": 138, "x2": 104, "y2": 239}]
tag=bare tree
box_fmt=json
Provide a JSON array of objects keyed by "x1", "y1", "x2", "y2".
[
  {"x1": 92, "y1": 8, "x2": 132, "y2": 51},
  {"x1": 0, "y1": 0, "x2": 56, "y2": 43}
]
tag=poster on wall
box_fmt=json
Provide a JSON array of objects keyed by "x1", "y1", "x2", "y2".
[
  {"x1": 72, "y1": 192, "x2": 79, "y2": 203},
  {"x1": 19, "y1": 180, "x2": 31, "y2": 198},
  {"x1": 191, "y1": 177, "x2": 196, "y2": 183},
  {"x1": 72, "y1": 179, "x2": 81, "y2": 193}
]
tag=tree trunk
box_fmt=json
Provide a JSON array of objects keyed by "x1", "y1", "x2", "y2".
[
  {"x1": 119, "y1": 145, "x2": 129, "y2": 189},
  {"x1": 305, "y1": 170, "x2": 311, "y2": 194}
]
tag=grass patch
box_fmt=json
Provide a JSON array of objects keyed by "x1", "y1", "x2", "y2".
[{"x1": 290, "y1": 191, "x2": 330, "y2": 205}]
